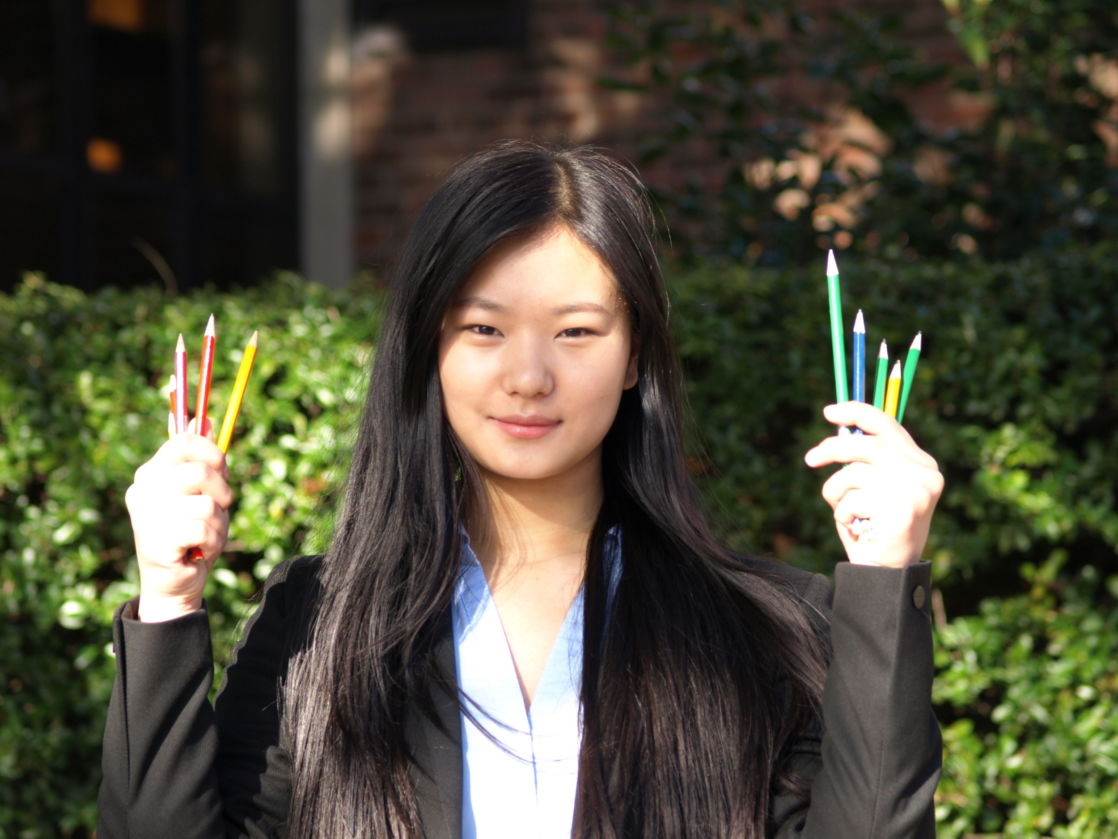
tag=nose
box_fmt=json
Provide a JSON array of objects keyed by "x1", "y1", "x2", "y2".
[{"x1": 501, "y1": 336, "x2": 554, "y2": 398}]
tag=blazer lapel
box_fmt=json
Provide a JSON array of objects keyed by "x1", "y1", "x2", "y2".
[{"x1": 408, "y1": 633, "x2": 462, "y2": 839}]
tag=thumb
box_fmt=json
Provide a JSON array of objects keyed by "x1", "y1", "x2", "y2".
[{"x1": 186, "y1": 416, "x2": 217, "y2": 441}]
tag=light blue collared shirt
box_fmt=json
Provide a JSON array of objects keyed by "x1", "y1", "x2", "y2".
[{"x1": 452, "y1": 532, "x2": 620, "y2": 839}]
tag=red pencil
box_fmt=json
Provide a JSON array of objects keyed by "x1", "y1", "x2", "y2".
[
  {"x1": 174, "y1": 334, "x2": 188, "y2": 434},
  {"x1": 195, "y1": 314, "x2": 216, "y2": 434}
]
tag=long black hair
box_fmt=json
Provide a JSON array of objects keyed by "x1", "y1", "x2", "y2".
[{"x1": 284, "y1": 142, "x2": 828, "y2": 837}]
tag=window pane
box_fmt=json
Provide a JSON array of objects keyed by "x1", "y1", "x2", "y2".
[
  {"x1": 201, "y1": 0, "x2": 295, "y2": 197},
  {"x1": 354, "y1": 0, "x2": 527, "y2": 52},
  {"x1": 89, "y1": 0, "x2": 176, "y2": 179},
  {"x1": 201, "y1": 205, "x2": 297, "y2": 287},
  {"x1": 0, "y1": 2, "x2": 58, "y2": 156},
  {"x1": 92, "y1": 189, "x2": 174, "y2": 289},
  {"x1": 0, "y1": 171, "x2": 62, "y2": 291}
]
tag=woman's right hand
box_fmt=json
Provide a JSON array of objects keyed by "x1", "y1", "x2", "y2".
[{"x1": 124, "y1": 428, "x2": 233, "y2": 622}]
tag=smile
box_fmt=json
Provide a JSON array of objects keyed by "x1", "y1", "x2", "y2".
[{"x1": 491, "y1": 415, "x2": 560, "y2": 439}]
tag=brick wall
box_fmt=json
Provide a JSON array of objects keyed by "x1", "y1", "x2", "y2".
[{"x1": 350, "y1": 0, "x2": 971, "y2": 272}]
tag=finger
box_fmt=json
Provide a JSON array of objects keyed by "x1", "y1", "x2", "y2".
[
  {"x1": 806, "y1": 426, "x2": 938, "y2": 473},
  {"x1": 822, "y1": 402, "x2": 913, "y2": 442},
  {"x1": 148, "y1": 433, "x2": 227, "y2": 473},
  {"x1": 186, "y1": 416, "x2": 216, "y2": 440},
  {"x1": 145, "y1": 518, "x2": 226, "y2": 565},
  {"x1": 172, "y1": 493, "x2": 229, "y2": 524},
  {"x1": 165, "y1": 462, "x2": 234, "y2": 508},
  {"x1": 805, "y1": 433, "x2": 888, "y2": 469},
  {"x1": 131, "y1": 457, "x2": 234, "y2": 510},
  {"x1": 819, "y1": 463, "x2": 875, "y2": 509},
  {"x1": 832, "y1": 497, "x2": 867, "y2": 536}
]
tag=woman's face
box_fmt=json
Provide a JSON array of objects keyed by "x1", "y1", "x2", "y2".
[{"x1": 438, "y1": 224, "x2": 638, "y2": 493}]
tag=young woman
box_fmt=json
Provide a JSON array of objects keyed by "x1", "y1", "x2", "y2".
[{"x1": 100, "y1": 142, "x2": 944, "y2": 838}]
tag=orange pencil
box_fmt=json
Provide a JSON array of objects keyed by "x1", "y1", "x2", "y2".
[{"x1": 195, "y1": 314, "x2": 216, "y2": 434}]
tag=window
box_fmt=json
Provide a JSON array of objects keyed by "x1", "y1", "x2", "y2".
[{"x1": 0, "y1": 0, "x2": 297, "y2": 292}]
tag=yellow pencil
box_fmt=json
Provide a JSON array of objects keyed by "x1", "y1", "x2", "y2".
[
  {"x1": 882, "y1": 360, "x2": 903, "y2": 419},
  {"x1": 216, "y1": 331, "x2": 258, "y2": 453}
]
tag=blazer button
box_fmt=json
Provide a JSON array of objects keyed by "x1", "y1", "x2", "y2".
[{"x1": 911, "y1": 584, "x2": 927, "y2": 610}]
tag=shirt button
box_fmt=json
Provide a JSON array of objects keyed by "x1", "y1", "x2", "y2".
[{"x1": 912, "y1": 584, "x2": 927, "y2": 610}]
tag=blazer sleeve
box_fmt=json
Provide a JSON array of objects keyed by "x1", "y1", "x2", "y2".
[
  {"x1": 97, "y1": 557, "x2": 315, "y2": 839},
  {"x1": 769, "y1": 561, "x2": 942, "y2": 839}
]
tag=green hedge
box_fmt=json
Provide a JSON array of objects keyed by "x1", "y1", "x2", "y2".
[{"x1": 2, "y1": 247, "x2": 1116, "y2": 836}]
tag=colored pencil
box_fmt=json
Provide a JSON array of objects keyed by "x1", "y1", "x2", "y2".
[
  {"x1": 851, "y1": 310, "x2": 866, "y2": 403},
  {"x1": 168, "y1": 375, "x2": 177, "y2": 440},
  {"x1": 850, "y1": 310, "x2": 866, "y2": 435},
  {"x1": 872, "y1": 340, "x2": 889, "y2": 411},
  {"x1": 826, "y1": 250, "x2": 848, "y2": 404},
  {"x1": 216, "y1": 331, "x2": 258, "y2": 453},
  {"x1": 195, "y1": 314, "x2": 216, "y2": 434},
  {"x1": 896, "y1": 332, "x2": 922, "y2": 423},
  {"x1": 883, "y1": 360, "x2": 903, "y2": 419},
  {"x1": 174, "y1": 334, "x2": 188, "y2": 434}
]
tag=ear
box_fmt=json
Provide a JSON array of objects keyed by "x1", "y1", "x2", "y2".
[{"x1": 623, "y1": 341, "x2": 640, "y2": 390}]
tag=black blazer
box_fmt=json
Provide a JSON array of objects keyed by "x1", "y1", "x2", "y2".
[{"x1": 98, "y1": 556, "x2": 941, "y2": 838}]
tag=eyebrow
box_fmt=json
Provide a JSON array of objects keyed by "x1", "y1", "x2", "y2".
[{"x1": 451, "y1": 295, "x2": 616, "y2": 317}]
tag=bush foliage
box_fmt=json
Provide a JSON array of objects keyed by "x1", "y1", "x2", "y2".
[
  {"x1": 601, "y1": 0, "x2": 1118, "y2": 264},
  {"x1": 3, "y1": 247, "x2": 1117, "y2": 835}
]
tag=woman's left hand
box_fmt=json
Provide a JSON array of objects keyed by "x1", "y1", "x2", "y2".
[{"x1": 804, "y1": 402, "x2": 944, "y2": 568}]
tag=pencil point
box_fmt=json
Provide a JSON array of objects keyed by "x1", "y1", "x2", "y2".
[
  {"x1": 911, "y1": 331, "x2": 922, "y2": 350},
  {"x1": 853, "y1": 309, "x2": 865, "y2": 332},
  {"x1": 205, "y1": 314, "x2": 216, "y2": 336},
  {"x1": 890, "y1": 360, "x2": 902, "y2": 376},
  {"x1": 826, "y1": 249, "x2": 839, "y2": 276},
  {"x1": 247, "y1": 330, "x2": 259, "y2": 346},
  {"x1": 176, "y1": 333, "x2": 185, "y2": 352},
  {"x1": 878, "y1": 339, "x2": 888, "y2": 358}
]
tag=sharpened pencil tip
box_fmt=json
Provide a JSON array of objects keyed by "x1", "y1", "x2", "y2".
[
  {"x1": 890, "y1": 360, "x2": 902, "y2": 377},
  {"x1": 878, "y1": 339, "x2": 889, "y2": 357},
  {"x1": 826, "y1": 249, "x2": 838, "y2": 276},
  {"x1": 205, "y1": 314, "x2": 216, "y2": 335},
  {"x1": 911, "y1": 331, "x2": 922, "y2": 350},
  {"x1": 176, "y1": 333, "x2": 185, "y2": 352},
  {"x1": 853, "y1": 309, "x2": 865, "y2": 332},
  {"x1": 247, "y1": 330, "x2": 259, "y2": 346}
]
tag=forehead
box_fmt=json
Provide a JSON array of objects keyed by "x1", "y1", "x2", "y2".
[{"x1": 452, "y1": 225, "x2": 623, "y2": 309}]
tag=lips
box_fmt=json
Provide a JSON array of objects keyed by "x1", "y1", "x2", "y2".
[{"x1": 491, "y1": 414, "x2": 560, "y2": 439}]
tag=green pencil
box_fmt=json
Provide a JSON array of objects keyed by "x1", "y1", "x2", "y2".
[
  {"x1": 872, "y1": 339, "x2": 889, "y2": 411},
  {"x1": 896, "y1": 332, "x2": 922, "y2": 423},
  {"x1": 826, "y1": 250, "x2": 848, "y2": 404}
]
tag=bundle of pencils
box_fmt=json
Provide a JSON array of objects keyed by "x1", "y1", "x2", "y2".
[
  {"x1": 167, "y1": 315, "x2": 259, "y2": 451},
  {"x1": 825, "y1": 250, "x2": 922, "y2": 427},
  {"x1": 168, "y1": 316, "x2": 259, "y2": 562}
]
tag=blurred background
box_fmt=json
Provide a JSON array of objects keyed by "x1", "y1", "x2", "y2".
[{"x1": 2, "y1": 1, "x2": 1117, "y2": 836}]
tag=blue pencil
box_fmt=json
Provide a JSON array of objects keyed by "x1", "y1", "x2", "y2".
[
  {"x1": 852, "y1": 309, "x2": 866, "y2": 403},
  {"x1": 851, "y1": 310, "x2": 865, "y2": 435}
]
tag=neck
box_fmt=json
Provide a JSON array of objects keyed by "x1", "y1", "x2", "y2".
[{"x1": 469, "y1": 467, "x2": 603, "y2": 580}]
